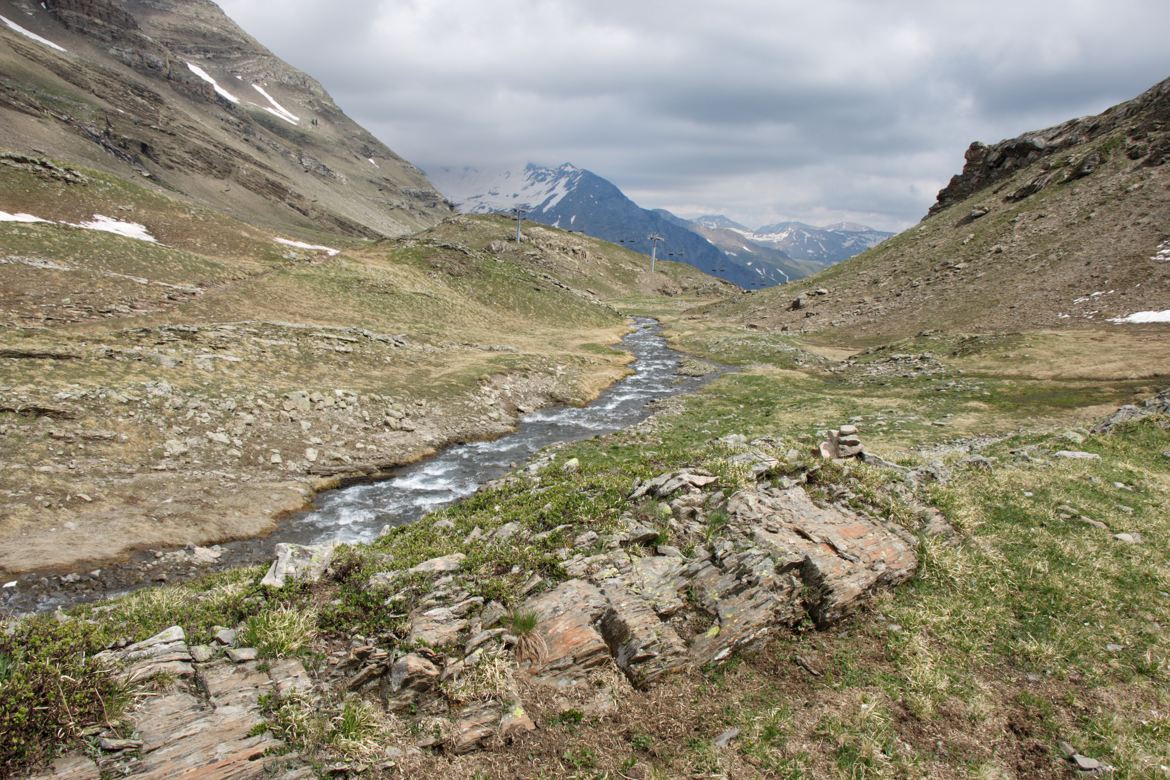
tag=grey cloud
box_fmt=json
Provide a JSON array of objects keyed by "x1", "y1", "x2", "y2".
[{"x1": 217, "y1": 0, "x2": 1170, "y2": 232}]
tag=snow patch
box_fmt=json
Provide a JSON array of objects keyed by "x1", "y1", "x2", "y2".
[
  {"x1": 274, "y1": 237, "x2": 339, "y2": 257},
  {"x1": 1109, "y1": 310, "x2": 1170, "y2": 324},
  {"x1": 0, "y1": 210, "x2": 49, "y2": 223},
  {"x1": 1153, "y1": 240, "x2": 1170, "y2": 263},
  {"x1": 72, "y1": 215, "x2": 158, "y2": 243},
  {"x1": 3, "y1": 211, "x2": 157, "y2": 242},
  {"x1": 368, "y1": 158, "x2": 378, "y2": 167},
  {"x1": 186, "y1": 62, "x2": 240, "y2": 104},
  {"x1": 251, "y1": 84, "x2": 299, "y2": 125},
  {"x1": 1, "y1": 14, "x2": 66, "y2": 52}
]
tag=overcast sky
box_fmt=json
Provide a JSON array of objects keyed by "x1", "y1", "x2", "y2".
[{"x1": 218, "y1": 0, "x2": 1169, "y2": 232}]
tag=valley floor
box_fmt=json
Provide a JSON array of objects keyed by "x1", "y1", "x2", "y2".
[{"x1": 5, "y1": 298, "x2": 1169, "y2": 779}]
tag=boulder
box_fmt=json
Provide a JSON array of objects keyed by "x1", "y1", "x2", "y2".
[
  {"x1": 408, "y1": 553, "x2": 466, "y2": 574},
  {"x1": 598, "y1": 586, "x2": 690, "y2": 688},
  {"x1": 260, "y1": 543, "x2": 335, "y2": 589},
  {"x1": 384, "y1": 652, "x2": 440, "y2": 712},
  {"x1": 729, "y1": 487, "x2": 917, "y2": 627}
]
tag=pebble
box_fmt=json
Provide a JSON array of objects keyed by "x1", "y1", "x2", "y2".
[
  {"x1": 1053, "y1": 450, "x2": 1101, "y2": 461},
  {"x1": 1071, "y1": 754, "x2": 1101, "y2": 772},
  {"x1": 1105, "y1": 643, "x2": 1123, "y2": 652},
  {"x1": 1113, "y1": 533, "x2": 1141, "y2": 544},
  {"x1": 713, "y1": 727, "x2": 740, "y2": 748}
]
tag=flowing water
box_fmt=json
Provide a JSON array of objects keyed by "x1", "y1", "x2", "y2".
[{"x1": 280, "y1": 316, "x2": 711, "y2": 546}]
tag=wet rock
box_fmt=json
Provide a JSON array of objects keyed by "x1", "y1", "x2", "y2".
[{"x1": 261, "y1": 543, "x2": 336, "y2": 589}]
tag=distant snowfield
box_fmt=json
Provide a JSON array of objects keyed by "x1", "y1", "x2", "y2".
[
  {"x1": 186, "y1": 62, "x2": 240, "y2": 104},
  {"x1": 1, "y1": 13, "x2": 67, "y2": 52},
  {"x1": 1, "y1": 210, "x2": 158, "y2": 242},
  {"x1": 252, "y1": 84, "x2": 299, "y2": 125},
  {"x1": 1110, "y1": 310, "x2": 1170, "y2": 324},
  {"x1": 274, "y1": 237, "x2": 340, "y2": 256}
]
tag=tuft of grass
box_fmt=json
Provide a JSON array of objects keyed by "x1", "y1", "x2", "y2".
[
  {"x1": 240, "y1": 605, "x2": 318, "y2": 658},
  {"x1": 505, "y1": 609, "x2": 538, "y2": 635}
]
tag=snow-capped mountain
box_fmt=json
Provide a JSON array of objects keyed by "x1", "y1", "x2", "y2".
[
  {"x1": 693, "y1": 215, "x2": 751, "y2": 232},
  {"x1": 428, "y1": 163, "x2": 793, "y2": 288},
  {"x1": 735, "y1": 221, "x2": 894, "y2": 264}
]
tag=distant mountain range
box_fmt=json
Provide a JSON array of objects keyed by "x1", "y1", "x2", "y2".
[{"x1": 429, "y1": 163, "x2": 893, "y2": 287}]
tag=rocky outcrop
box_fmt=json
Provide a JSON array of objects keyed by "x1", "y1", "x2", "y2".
[
  {"x1": 1093, "y1": 386, "x2": 1170, "y2": 433},
  {"x1": 929, "y1": 76, "x2": 1170, "y2": 216},
  {"x1": 46, "y1": 626, "x2": 311, "y2": 779},
  {"x1": 319, "y1": 454, "x2": 918, "y2": 756}
]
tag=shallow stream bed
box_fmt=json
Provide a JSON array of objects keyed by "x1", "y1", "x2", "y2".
[{"x1": 1, "y1": 318, "x2": 715, "y2": 614}]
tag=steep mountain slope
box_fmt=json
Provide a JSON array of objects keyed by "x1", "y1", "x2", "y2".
[
  {"x1": 429, "y1": 162, "x2": 793, "y2": 288},
  {"x1": 0, "y1": 0, "x2": 449, "y2": 239},
  {"x1": 709, "y1": 75, "x2": 1170, "y2": 338}
]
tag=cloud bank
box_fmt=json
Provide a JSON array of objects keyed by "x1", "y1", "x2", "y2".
[{"x1": 218, "y1": 0, "x2": 1170, "y2": 231}]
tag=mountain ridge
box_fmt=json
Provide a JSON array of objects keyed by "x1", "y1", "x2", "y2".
[
  {"x1": 429, "y1": 161, "x2": 795, "y2": 288},
  {"x1": 708, "y1": 74, "x2": 1170, "y2": 337},
  {"x1": 430, "y1": 162, "x2": 889, "y2": 287}
]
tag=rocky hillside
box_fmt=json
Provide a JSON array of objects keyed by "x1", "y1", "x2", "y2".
[
  {"x1": 0, "y1": 0, "x2": 449, "y2": 239},
  {"x1": 709, "y1": 76, "x2": 1170, "y2": 338}
]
